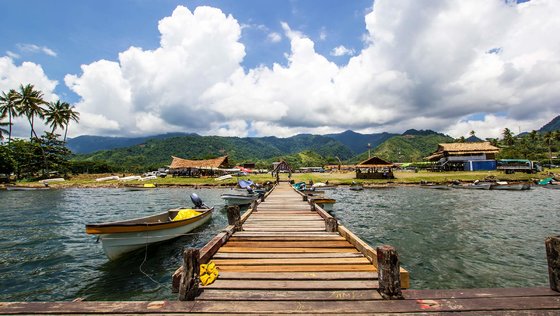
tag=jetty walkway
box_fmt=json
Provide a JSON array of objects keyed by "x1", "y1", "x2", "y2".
[{"x1": 2, "y1": 181, "x2": 560, "y2": 314}]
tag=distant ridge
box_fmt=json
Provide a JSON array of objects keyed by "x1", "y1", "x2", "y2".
[
  {"x1": 466, "y1": 135, "x2": 483, "y2": 142},
  {"x1": 539, "y1": 115, "x2": 560, "y2": 132},
  {"x1": 324, "y1": 130, "x2": 397, "y2": 154},
  {"x1": 66, "y1": 132, "x2": 196, "y2": 154}
]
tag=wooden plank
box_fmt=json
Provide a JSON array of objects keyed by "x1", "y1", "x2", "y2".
[
  {"x1": 403, "y1": 287, "x2": 560, "y2": 299},
  {"x1": 213, "y1": 252, "x2": 366, "y2": 259},
  {"x1": 337, "y1": 225, "x2": 377, "y2": 265},
  {"x1": 199, "y1": 225, "x2": 235, "y2": 263},
  {"x1": 223, "y1": 241, "x2": 354, "y2": 248},
  {"x1": 217, "y1": 271, "x2": 378, "y2": 280},
  {"x1": 233, "y1": 232, "x2": 339, "y2": 236},
  {"x1": 198, "y1": 289, "x2": 383, "y2": 301},
  {"x1": 217, "y1": 247, "x2": 360, "y2": 253},
  {"x1": 205, "y1": 279, "x2": 379, "y2": 290},
  {"x1": 216, "y1": 264, "x2": 377, "y2": 272},
  {"x1": 229, "y1": 236, "x2": 346, "y2": 241},
  {"x1": 242, "y1": 227, "x2": 326, "y2": 232},
  {"x1": 213, "y1": 257, "x2": 371, "y2": 265}
]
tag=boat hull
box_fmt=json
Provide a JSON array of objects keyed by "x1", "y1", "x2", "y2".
[
  {"x1": 491, "y1": 183, "x2": 531, "y2": 190},
  {"x1": 5, "y1": 185, "x2": 50, "y2": 191},
  {"x1": 451, "y1": 184, "x2": 492, "y2": 190},
  {"x1": 221, "y1": 194, "x2": 258, "y2": 206},
  {"x1": 97, "y1": 211, "x2": 212, "y2": 260}
]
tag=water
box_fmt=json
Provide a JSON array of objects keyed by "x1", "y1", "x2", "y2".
[{"x1": 0, "y1": 186, "x2": 558, "y2": 301}]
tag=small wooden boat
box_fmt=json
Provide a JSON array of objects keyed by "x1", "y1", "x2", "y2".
[
  {"x1": 95, "y1": 175, "x2": 119, "y2": 182},
  {"x1": 490, "y1": 182, "x2": 531, "y2": 190},
  {"x1": 451, "y1": 183, "x2": 492, "y2": 190},
  {"x1": 124, "y1": 183, "x2": 158, "y2": 191},
  {"x1": 349, "y1": 182, "x2": 364, "y2": 191},
  {"x1": 310, "y1": 197, "x2": 336, "y2": 211},
  {"x1": 419, "y1": 184, "x2": 450, "y2": 190},
  {"x1": 5, "y1": 185, "x2": 50, "y2": 191},
  {"x1": 312, "y1": 183, "x2": 337, "y2": 190},
  {"x1": 221, "y1": 193, "x2": 258, "y2": 206},
  {"x1": 86, "y1": 194, "x2": 213, "y2": 260}
]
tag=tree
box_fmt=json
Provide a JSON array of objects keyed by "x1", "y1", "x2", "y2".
[
  {"x1": 470, "y1": 130, "x2": 476, "y2": 137},
  {"x1": 0, "y1": 120, "x2": 9, "y2": 142},
  {"x1": 62, "y1": 103, "x2": 80, "y2": 142},
  {"x1": 502, "y1": 128, "x2": 515, "y2": 146},
  {"x1": 12, "y1": 84, "x2": 47, "y2": 140},
  {"x1": 0, "y1": 89, "x2": 18, "y2": 143},
  {"x1": 543, "y1": 131, "x2": 556, "y2": 166},
  {"x1": 44, "y1": 100, "x2": 68, "y2": 134}
]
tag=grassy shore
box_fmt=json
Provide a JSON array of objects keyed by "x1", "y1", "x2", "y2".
[{"x1": 5, "y1": 168, "x2": 559, "y2": 188}]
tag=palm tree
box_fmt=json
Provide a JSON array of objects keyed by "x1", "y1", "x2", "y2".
[
  {"x1": 502, "y1": 128, "x2": 515, "y2": 146},
  {"x1": 543, "y1": 131, "x2": 556, "y2": 166},
  {"x1": 0, "y1": 114, "x2": 9, "y2": 142},
  {"x1": 12, "y1": 84, "x2": 47, "y2": 140},
  {"x1": 44, "y1": 100, "x2": 68, "y2": 135},
  {"x1": 61, "y1": 104, "x2": 79, "y2": 143},
  {"x1": 0, "y1": 89, "x2": 18, "y2": 143}
]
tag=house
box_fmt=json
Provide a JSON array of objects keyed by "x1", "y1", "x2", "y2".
[
  {"x1": 355, "y1": 156, "x2": 395, "y2": 179},
  {"x1": 168, "y1": 155, "x2": 229, "y2": 177},
  {"x1": 425, "y1": 142, "x2": 500, "y2": 171}
]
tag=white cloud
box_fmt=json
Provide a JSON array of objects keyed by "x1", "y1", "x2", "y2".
[
  {"x1": 267, "y1": 32, "x2": 282, "y2": 43},
  {"x1": 61, "y1": 1, "x2": 560, "y2": 138},
  {"x1": 330, "y1": 45, "x2": 355, "y2": 57},
  {"x1": 6, "y1": 51, "x2": 20, "y2": 59},
  {"x1": 16, "y1": 43, "x2": 57, "y2": 57}
]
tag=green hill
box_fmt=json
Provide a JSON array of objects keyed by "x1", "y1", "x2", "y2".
[
  {"x1": 73, "y1": 134, "x2": 353, "y2": 171},
  {"x1": 347, "y1": 133, "x2": 454, "y2": 163},
  {"x1": 539, "y1": 115, "x2": 560, "y2": 132}
]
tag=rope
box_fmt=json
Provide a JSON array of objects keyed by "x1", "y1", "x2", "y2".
[{"x1": 138, "y1": 223, "x2": 162, "y2": 289}]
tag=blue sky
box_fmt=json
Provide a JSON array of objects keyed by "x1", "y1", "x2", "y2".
[{"x1": 1, "y1": 0, "x2": 559, "y2": 139}]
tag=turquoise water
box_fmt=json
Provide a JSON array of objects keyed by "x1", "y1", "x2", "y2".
[{"x1": 0, "y1": 186, "x2": 558, "y2": 301}]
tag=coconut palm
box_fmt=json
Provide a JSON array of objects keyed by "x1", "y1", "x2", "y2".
[
  {"x1": 543, "y1": 131, "x2": 556, "y2": 166},
  {"x1": 0, "y1": 116, "x2": 9, "y2": 141},
  {"x1": 61, "y1": 104, "x2": 79, "y2": 143},
  {"x1": 12, "y1": 84, "x2": 47, "y2": 140},
  {"x1": 44, "y1": 100, "x2": 68, "y2": 135},
  {"x1": 0, "y1": 89, "x2": 18, "y2": 143}
]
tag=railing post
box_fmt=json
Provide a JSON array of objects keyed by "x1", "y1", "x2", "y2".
[
  {"x1": 303, "y1": 195, "x2": 308, "y2": 202},
  {"x1": 227, "y1": 205, "x2": 242, "y2": 231},
  {"x1": 250, "y1": 200, "x2": 258, "y2": 212},
  {"x1": 260, "y1": 194, "x2": 266, "y2": 202},
  {"x1": 376, "y1": 245, "x2": 404, "y2": 300},
  {"x1": 546, "y1": 236, "x2": 560, "y2": 292},
  {"x1": 178, "y1": 248, "x2": 200, "y2": 301},
  {"x1": 325, "y1": 217, "x2": 337, "y2": 232}
]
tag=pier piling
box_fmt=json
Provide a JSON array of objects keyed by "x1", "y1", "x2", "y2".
[
  {"x1": 226, "y1": 205, "x2": 242, "y2": 232},
  {"x1": 546, "y1": 235, "x2": 560, "y2": 292},
  {"x1": 377, "y1": 245, "x2": 404, "y2": 300},
  {"x1": 178, "y1": 248, "x2": 200, "y2": 301}
]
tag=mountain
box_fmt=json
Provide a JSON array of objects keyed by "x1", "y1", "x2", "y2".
[
  {"x1": 324, "y1": 130, "x2": 398, "y2": 154},
  {"x1": 66, "y1": 132, "x2": 195, "y2": 154},
  {"x1": 539, "y1": 115, "x2": 560, "y2": 132},
  {"x1": 73, "y1": 134, "x2": 353, "y2": 170},
  {"x1": 347, "y1": 132, "x2": 454, "y2": 163},
  {"x1": 466, "y1": 135, "x2": 483, "y2": 142}
]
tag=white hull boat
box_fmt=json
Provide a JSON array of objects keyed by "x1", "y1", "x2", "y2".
[{"x1": 221, "y1": 193, "x2": 258, "y2": 206}]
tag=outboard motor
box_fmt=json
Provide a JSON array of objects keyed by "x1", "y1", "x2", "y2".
[{"x1": 190, "y1": 193, "x2": 205, "y2": 209}]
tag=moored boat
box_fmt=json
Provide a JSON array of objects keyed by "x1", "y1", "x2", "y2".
[
  {"x1": 86, "y1": 194, "x2": 213, "y2": 260},
  {"x1": 221, "y1": 191, "x2": 259, "y2": 206},
  {"x1": 124, "y1": 183, "x2": 158, "y2": 191},
  {"x1": 349, "y1": 182, "x2": 364, "y2": 191},
  {"x1": 451, "y1": 183, "x2": 492, "y2": 190},
  {"x1": 419, "y1": 184, "x2": 450, "y2": 190},
  {"x1": 490, "y1": 182, "x2": 531, "y2": 190},
  {"x1": 312, "y1": 182, "x2": 337, "y2": 190},
  {"x1": 5, "y1": 185, "x2": 50, "y2": 191}
]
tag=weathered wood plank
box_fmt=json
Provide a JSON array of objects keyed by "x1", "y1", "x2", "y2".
[
  {"x1": 197, "y1": 289, "x2": 383, "y2": 301},
  {"x1": 213, "y1": 252, "x2": 366, "y2": 259},
  {"x1": 217, "y1": 247, "x2": 360, "y2": 253},
  {"x1": 213, "y1": 257, "x2": 371, "y2": 265},
  {"x1": 229, "y1": 236, "x2": 346, "y2": 241},
  {"x1": 403, "y1": 287, "x2": 560, "y2": 299},
  {"x1": 216, "y1": 264, "x2": 377, "y2": 272},
  {"x1": 217, "y1": 271, "x2": 378, "y2": 280},
  {"x1": 223, "y1": 241, "x2": 354, "y2": 248},
  {"x1": 205, "y1": 279, "x2": 379, "y2": 290},
  {"x1": 242, "y1": 227, "x2": 326, "y2": 232}
]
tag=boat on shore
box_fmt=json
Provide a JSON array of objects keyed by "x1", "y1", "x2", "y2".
[
  {"x1": 419, "y1": 183, "x2": 450, "y2": 190},
  {"x1": 451, "y1": 182, "x2": 492, "y2": 190},
  {"x1": 349, "y1": 182, "x2": 364, "y2": 191},
  {"x1": 490, "y1": 182, "x2": 531, "y2": 190},
  {"x1": 124, "y1": 183, "x2": 158, "y2": 191},
  {"x1": 312, "y1": 182, "x2": 337, "y2": 190},
  {"x1": 86, "y1": 194, "x2": 213, "y2": 260},
  {"x1": 5, "y1": 185, "x2": 50, "y2": 191}
]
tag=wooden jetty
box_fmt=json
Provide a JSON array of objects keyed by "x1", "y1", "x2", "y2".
[{"x1": 2, "y1": 181, "x2": 560, "y2": 315}]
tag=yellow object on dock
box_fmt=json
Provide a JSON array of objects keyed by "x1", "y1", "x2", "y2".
[{"x1": 200, "y1": 261, "x2": 219, "y2": 286}]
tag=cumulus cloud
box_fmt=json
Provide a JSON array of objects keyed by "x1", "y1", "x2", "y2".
[
  {"x1": 267, "y1": 32, "x2": 282, "y2": 43},
  {"x1": 16, "y1": 43, "x2": 57, "y2": 57},
  {"x1": 64, "y1": 1, "x2": 560, "y2": 138},
  {"x1": 330, "y1": 45, "x2": 355, "y2": 57}
]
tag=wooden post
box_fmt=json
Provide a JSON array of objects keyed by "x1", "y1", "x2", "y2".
[
  {"x1": 376, "y1": 245, "x2": 404, "y2": 300},
  {"x1": 546, "y1": 236, "x2": 560, "y2": 292},
  {"x1": 227, "y1": 205, "x2": 242, "y2": 231},
  {"x1": 260, "y1": 194, "x2": 266, "y2": 202},
  {"x1": 303, "y1": 195, "x2": 308, "y2": 202},
  {"x1": 325, "y1": 217, "x2": 337, "y2": 232},
  {"x1": 250, "y1": 200, "x2": 258, "y2": 212},
  {"x1": 178, "y1": 248, "x2": 200, "y2": 301}
]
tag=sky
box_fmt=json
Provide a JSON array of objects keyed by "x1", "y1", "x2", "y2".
[{"x1": 1, "y1": 0, "x2": 559, "y2": 140}]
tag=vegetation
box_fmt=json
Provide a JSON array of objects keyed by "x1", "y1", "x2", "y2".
[
  {"x1": 496, "y1": 129, "x2": 560, "y2": 164},
  {"x1": 0, "y1": 84, "x2": 79, "y2": 180}
]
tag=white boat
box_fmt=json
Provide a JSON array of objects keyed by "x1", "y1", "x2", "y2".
[
  {"x1": 490, "y1": 182, "x2": 531, "y2": 190},
  {"x1": 140, "y1": 175, "x2": 157, "y2": 181},
  {"x1": 39, "y1": 178, "x2": 65, "y2": 183},
  {"x1": 451, "y1": 183, "x2": 492, "y2": 190},
  {"x1": 119, "y1": 176, "x2": 142, "y2": 182},
  {"x1": 95, "y1": 176, "x2": 119, "y2": 182},
  {"x1": 221, "y1": 193, "x2": 258, "y2": 206},
  {"x1": 86, "y1": 195, "x2": 213, "y2": 260},
  {"x1": 312, "y1": 182, "x2": 337, "y2": 190},
  {"x1": 215, "y1": 174, "x2": 233, "y2": 181},
  {"x1": 349, "y1": 182, "x2": 364, "y2": 191},
  {"x1": 5, "y1": 185, "x2": 50, "y2": 191}
]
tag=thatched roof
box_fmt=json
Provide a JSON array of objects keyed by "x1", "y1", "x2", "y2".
[
  {"x1": 169, "y1": 155, "x2": 229, "y2": 169},
  {"x1": 357, "y1": 156, "x2": 394, "y2": 168},
  {"x1": 426, "y1": 142, "x2": 499, "y2": 161}
]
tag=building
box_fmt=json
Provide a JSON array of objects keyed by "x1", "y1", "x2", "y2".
[
  {"x1": 425, "y1": 142, "x2": 500, "y2": 171},
  {"x1": 168, "y1": 155, "x2": 229, "y2": 177},
  {"x1": 355, "y1": 156, "x2": 395, "y2": 179}
]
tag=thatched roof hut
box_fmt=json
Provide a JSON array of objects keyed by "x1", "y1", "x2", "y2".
[
  {"x1": 357, "y1": 156, "x2": 394, "y2": 168},
  {"x1": 169, "y1": 155, "x2": 229, "y2": 170},
  {"x1": 356, "y1": 156, "x2": 395, "y2": 179},
  {"x1": 425, "y1": 142, "x2": 499, "y2": 161}
]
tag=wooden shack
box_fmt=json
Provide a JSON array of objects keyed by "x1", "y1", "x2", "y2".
[
  {"x1": 271, "y1": 160, "x2": 293, "y2": 182},
  {"x1": 425, "y1": 142, "x2": 499, "y2": 171},
  {"x1": 356, "y1": 156, "x2": 395, "y2": 179},
  {"x1": 169, "y1": 155, "x2": 229, "y2": 177}
]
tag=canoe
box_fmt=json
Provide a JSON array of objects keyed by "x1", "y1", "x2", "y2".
[
  {"x1": 5, "y1": 185, "x2": 50, "y2": 191},
  {"x1": 86, "y1": 207, "x2": 213, "y2": 260},
  {"x1": 215, "y1": 174, "x2": 232, "y2": 181},
  {"x1": 451, "y1": 183, "x2": 492, "y2": 190},
  {"x1": 349, "y1": 185, "x2": 364, "y2": 191},
  {"x1": 221, "y1": 193, "x2": 258, "y2": 206},
  {"x1": 490, "y1": 183, "x2": 531, "y2": 190},
  {"x1": 124, "y1": 183, "x2": 158, "y2": 191},
  {"x1": 95, "y1": 176, "x2": 119, "y2": 182},
  {"x1": 420, "y1": 184, "x2": 450, "y2": 190}
]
